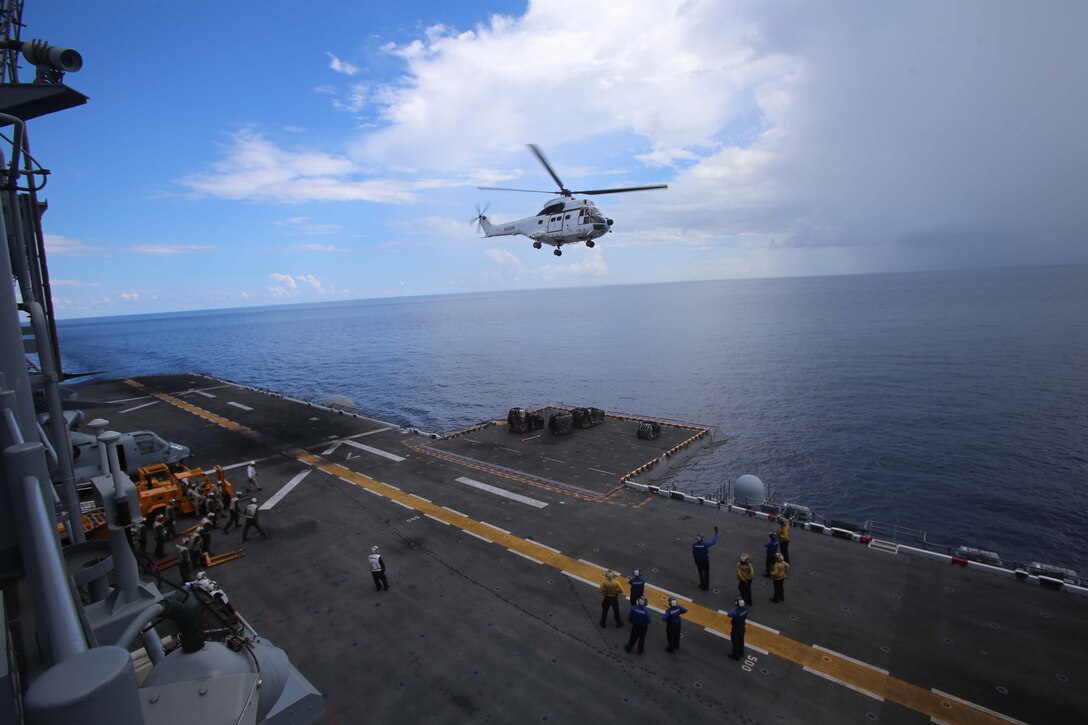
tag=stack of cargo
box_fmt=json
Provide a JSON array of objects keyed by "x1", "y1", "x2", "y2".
[
  {"x1": 508, "y1": 408, "x2": 529, "y2": 434},
  {"x1": 549, "y1": 412, "x2": 575, "y2": 436},
  {"x1": 636, "y1": 422, "x2": 662, "y2": 440},
  {"x1": 572, "y1": 407, "x2": 606, "y2": 429},
  {"x1": 527, "y1": 412, "x2": 544, "y2": 431}
]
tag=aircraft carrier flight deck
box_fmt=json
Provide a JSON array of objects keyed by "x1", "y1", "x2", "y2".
[{"x1": 78, "y1": 373, "x2": 1087, "y2": 724}]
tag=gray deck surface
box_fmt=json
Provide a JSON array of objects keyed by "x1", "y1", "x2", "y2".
[{"x1": 82, "y1": 374, "x2": 1086, "y2": 724}]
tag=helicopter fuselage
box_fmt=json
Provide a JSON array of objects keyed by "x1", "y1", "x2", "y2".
[{"x1": 477, "y1": 197, "x2": 612, "y2": 253}]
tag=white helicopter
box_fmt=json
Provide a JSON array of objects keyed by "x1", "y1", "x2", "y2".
[{"x1": 473, "y1": 144, "x2": 667, "y2": 256}]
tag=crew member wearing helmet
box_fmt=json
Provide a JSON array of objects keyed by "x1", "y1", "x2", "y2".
[
  {"x1": 368, "y1": 545, "x2": 389, "y2": 591},
  {"x1": 727, "y1": 599, "x2": 748, "y2": 660},
  {"x1": 662, "y1": 597, "x2": 689, "y2": 653},
  {"x1": 777, "y1": 517, "x2": 791, "y2": 563},
  {"x1": 770, "y1": 553, "x2": 790, "y2": 603},
  {"x1": 598, "y1": 571, "x2": 625, "y2": 628},
  {"x1": 624, "y1": 597, "x2": 651, "y2": 655},
  {"x1": 692, "y1": 525, "x2": 719, "y2": 591},
  {"x1": 176, "y1": 537, "x2": 193, "y2": 583},
  {"x1": 164, "y1": 499, "x2": 178, "y2": 539},
  {"x1": 737, "y1": 553, "x2": 755, "y2": 607},
  {"x1": 627, "y1": 569, "x2": 646, "y2": 606}
]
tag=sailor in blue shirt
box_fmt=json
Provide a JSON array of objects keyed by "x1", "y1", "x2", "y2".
[
  {"x1": 662, "y1": 598, "x2": 689, "y2": 653},
  {"x1": 727, "y1": 599, "x2": 748, "y2": 660},
  {"x1": 627, "y1": 569, "x2": 645, "y2": 605},
  {"x1": 764, "y1": 533, "x2": 779, "y2": 577},
  {"x1": 692, "y1": 525, "x2": 719, "y2": 590},
  {"x1": 624, "y1": 598, "x2": 652, "y2": 655}
]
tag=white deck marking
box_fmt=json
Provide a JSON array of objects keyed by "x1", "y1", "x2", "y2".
[
  {"x1": 588, "y1": 467, "x2": 617, "y2": 475},
  {"x1": 578, "y1": 558, "x2": 606, "y2": 571},
  {"x1": 120, "y1": 400, "x2": 159, "y2": 414},
  {"x1": 499, "y1": 447, "x2": 520, "y2": 454},
  {"x1": 521, "y1": 434, "x2": 541, "y2": 441},
  {"x1": 343, "y1": 439, "x2": 405, "y2": 462},
  {"x1": 930, "y1": 689, "x2": 1029, "y2": 725},
  {"x1": 813, "y1": 644, "x2": 889, "y2": 675},
  {"x1": 227, "y1": 401, "x2": 253, "y2": 411},
  {"x1": 261, "y1": 470, "x2": 311, "y2": 510},
  {"x1": 750, "y1": 621, "x2": 781, "y2": 635},
  {"x1": 561, "y1": 571, "x2": 597, "y2": 587},
  {"x1": 804, "y1": 667, "x2": 884, "y2": 702},
  {"x1": 481, "y1": 521, "x2": 511, "y2": 535},
  {"x1": 425, "y1": 513, "x2": 449, "y2": 526},
  {"x1": 218, "y1": 456, "x2": 274, "y2": 472},
  {"x1": 455, "y1": 476, "x2": 548, "y2": 508},
  {"x1": 442, "y1": 506, "x2": 468, "y2": 518},
  {"x1": 322, "y1": 441, "x2": 343, "y2": 455},
  {"x1": 705, "y1": 628, "x2": 730, "y2": 640},
  {"x1": 409, "y1": 493, "x2": 432, "y2": 503},
  {"x1": 194, "y1": 390, "x2": 216, "y2": 398},
  {"x1": 347, "y1": 427, "x2": 393, "y2": 439},
  {"x1": 542, "y1": 457, "x2": 565, "y2": 464},
  {"x1": 532, "y1": 542, "x2": 562, "y2": 554},
  {"x1": 108, "y1": 395, "x2": 152, "y2": 404},
  {"x1": 654, "y1": 586, "x2": 691, "y2": 602},
  {"x1": 508, "y1": 548, "x2": 544, "y2": 565},
  {"x1": 391, "y1": 499, "x2": 413, "y2": 510},
  {"x1": 464, "y1": 530, "x2": 492, "y2": 544},
  {"x1": 464, "y1": 438, "x2": 482, "y2": 444}
]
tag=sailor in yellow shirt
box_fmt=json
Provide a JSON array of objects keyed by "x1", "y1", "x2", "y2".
[
  {"x1": 737, "y1": 553, "x2": 755, "y2": 608},
  {"x1": 776, "y1": 518, "x2": 791, "y2": 563},
  {"x1": 770, "y1": 553, "x2": 790, "y2": 603},
  {"x1": 599, "y1": 571, "x2": 625, "y2": 627}
]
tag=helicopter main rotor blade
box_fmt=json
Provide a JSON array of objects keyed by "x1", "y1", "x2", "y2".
[
  {"x1": 476, "y1": 186, "x2": 559, "y2": 194},
  {"x1": 574, "y1": 184, "x2": 669, "y2": 196},
  {"x1": 528, "y1": 144, "x2": 568, "y2": 193}
]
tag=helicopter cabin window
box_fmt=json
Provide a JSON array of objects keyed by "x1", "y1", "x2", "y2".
[
  {"x1": 135, "y1": 433, "x2": 157, "y2": 455},
  {"x1": 565, "y1": 214, "x2": 570, "y2": 219}
]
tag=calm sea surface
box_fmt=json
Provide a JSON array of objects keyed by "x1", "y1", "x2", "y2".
[{"x1": 56, "y1": 266, "x2": 1088, "y2": 571}]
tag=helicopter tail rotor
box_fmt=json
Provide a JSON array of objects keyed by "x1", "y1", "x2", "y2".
[{"x1": 471, "y1": 202, "x2": 492, "y2": 233}]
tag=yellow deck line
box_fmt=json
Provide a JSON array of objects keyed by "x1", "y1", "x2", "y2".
[{"x1": 126, "y1": 380, "x2": 1020, "y2": 725}]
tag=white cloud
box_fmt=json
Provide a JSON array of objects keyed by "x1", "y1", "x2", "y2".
[
  {"x1": 51, "y1": 279, "x2": 101, "y2": 287},
  {"x1": 326, "y1": 52, "x2": 359, "y2": 76},
  {"x1": 291, "y1": 243, "x2": 347, "y2": 252},
  {"x1": 332, "y1": 82, "x2": 368, "y2": 113},
  {"x1": 181, "y1": 129, "x2": 416, "y2": 204},
  {"x1": 44, "y1": 234, "x2": 110, "y2": 256},
  {"x1": 346, "y1": 0, "x2": 1087, "y2": 270},
  {"x1": 483, "y1": 248, "x2": 523, "y2": 277},
  {"x1": 131, "y1": 244, "x2": 213, "y2": 256},
  {"x1": 121, "y1": 291, "x2": 140, "y2": 302},
  {"x1": 296, "y1": 274, "x2": 322, "y2": 291},
  {"x1": 269, "y1": 272, "x2": 298, "y2": 290}
]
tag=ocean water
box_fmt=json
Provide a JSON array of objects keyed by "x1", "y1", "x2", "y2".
[{"x1": 56, "y1": 265, "x2": 1088, "y2": 572}]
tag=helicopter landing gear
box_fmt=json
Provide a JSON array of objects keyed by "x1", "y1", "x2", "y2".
[
  {"x1": 586, "y1": 240, "x2": 595, "y2": 248},
  {"x1": 533, "y1": 241, "x2": 542, "y2": 249},
  {"x1": 553, "y1": 249, "x2": 562, "y2": 256}
]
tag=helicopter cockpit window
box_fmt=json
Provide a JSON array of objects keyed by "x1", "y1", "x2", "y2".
[{"x1": 538, "y1": 202, "x2": 566, "y2": 216}]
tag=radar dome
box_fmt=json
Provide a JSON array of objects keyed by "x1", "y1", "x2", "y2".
[
  {"x1": 733, "y1": 474, "x2": 765, "y2": 506},
  {"x1": 323, "y1": 395, "x2": 357, "y2": 413}
]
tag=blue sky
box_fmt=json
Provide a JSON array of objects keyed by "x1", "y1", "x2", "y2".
[{"x1": 19, "y1": 0, "x2": 1088, "y2": 318}]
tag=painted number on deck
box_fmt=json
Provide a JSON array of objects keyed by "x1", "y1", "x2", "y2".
[
  {"x1": 406, "y1": 515, "x2": 421, "y2": 523},
  {"x1": 742, "y1": 655, "x2": 758, "y2": 672}
]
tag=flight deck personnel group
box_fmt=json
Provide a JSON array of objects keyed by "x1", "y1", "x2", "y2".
[{"x1": 586, "y1": 516, "x2": 797, "y2": 663}]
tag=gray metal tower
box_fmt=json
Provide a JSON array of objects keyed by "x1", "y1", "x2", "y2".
[{"x1": 0, "y1": 3, "x2": 324, "y2": 722}]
